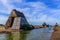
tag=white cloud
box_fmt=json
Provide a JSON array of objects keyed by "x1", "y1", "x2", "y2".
[
  {"x1": 0, "y1": 15, "x2": 8, "y2": 24},
  {"x1": 0, "y1": 0, "x2": 60, "y2": 25},
  {"x1": 0, "y1": 0, "x2": 21, "y2": 14},
  {"x1": 49, "y1": 9, "x2": 60, "y2": 18},
  {"x1": 9, "y1": 0, "x2": 24, "y2": 3}
]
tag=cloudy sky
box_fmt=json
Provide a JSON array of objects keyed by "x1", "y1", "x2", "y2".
[{"x1": 0, "y1": 0, "x2": 60, "y2": 25}]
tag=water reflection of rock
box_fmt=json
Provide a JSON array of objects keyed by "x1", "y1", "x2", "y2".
[
  {"x1": 20, "y1": 31, "x2": 30, "y2": 40},
  {"x1": 6, "y1": 33, "x2": 13, "y2": 40},
  {"x1": 6, "y1": 31, "x2": 30, "y2": 40}
]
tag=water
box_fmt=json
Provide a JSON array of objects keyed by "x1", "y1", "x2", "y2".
[{"x1": 0, "y1": 27, "x2": 53, "y2": 40}]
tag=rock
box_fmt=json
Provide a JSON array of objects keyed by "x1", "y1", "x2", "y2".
[{"x1": 5, "y1": 9, "x2": 29, "y2": 30}]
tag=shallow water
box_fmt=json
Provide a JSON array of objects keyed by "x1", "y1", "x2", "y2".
[{"x1": 0, "y1": 27, "x2": 53, "y2": 40}]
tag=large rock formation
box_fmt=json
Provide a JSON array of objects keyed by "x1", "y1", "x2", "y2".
[{"x1": 5, "y1": 9, "x2": 29, "y2": 30}]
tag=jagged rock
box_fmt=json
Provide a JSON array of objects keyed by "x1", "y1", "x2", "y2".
[
  {"x1": 54, "y1": 23, "x2": 59, "y2": 31},
  {"x1": 5, "y1": 9, "x2": 29, "y2": 30},
  {"x1": 42, "y1": 22, "x2": 47, "y2": 27}
]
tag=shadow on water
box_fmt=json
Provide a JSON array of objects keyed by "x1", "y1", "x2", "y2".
[{"x1": 0, "y1": 27, "x2": 54, "y2": 40}]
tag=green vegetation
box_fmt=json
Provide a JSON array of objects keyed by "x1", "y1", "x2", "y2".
[{"x1": 21, "y1": 24, "x2": 34, "y2": 30}]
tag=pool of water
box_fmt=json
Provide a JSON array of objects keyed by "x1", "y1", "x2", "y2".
[{"x1": 0, "y1": 27, "x2": 54, "y2": 40}]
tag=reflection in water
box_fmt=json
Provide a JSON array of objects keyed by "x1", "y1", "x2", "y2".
[
  {"x1": 6, "y1": 33, "x2": 13, "y2": 40},
  {"x1": 20, "y1": 31, "x2": 30, "y2": 40},
  {"x1": 0, "y1": 34, "x2": 7, "y2": 40},
  {"x1": 0, "y1": 27, "x2": 53, "y2": 40},
  {"x1": 26, "y1": 27, "x2": 53, "y2": 40},
  {"x1": 11, "y1": 32, "x2": 20, "y2": 40},
  {"x1": 6, "y1": 32, "x2": 20, "y2": 40},
  {"x1": 6, "y1": 31, "x2": 30, "y2": 40}
]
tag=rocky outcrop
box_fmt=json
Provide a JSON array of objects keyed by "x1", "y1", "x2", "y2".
[{"x1": 5, "y1": 9, "x2": 29, "y2": 30}]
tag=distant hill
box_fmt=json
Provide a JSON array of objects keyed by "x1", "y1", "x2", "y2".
[{"x1": 0, "y1": 24, "x2": 4, "y2": 26}]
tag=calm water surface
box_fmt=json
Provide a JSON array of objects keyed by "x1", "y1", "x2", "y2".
[{"x1": 0, "y1": 27, "x2": 53, "y2": 40}]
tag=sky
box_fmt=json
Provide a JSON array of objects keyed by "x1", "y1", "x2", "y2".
[{"x1": 0, "y1": 0, "x2": 60, "y2": 25}]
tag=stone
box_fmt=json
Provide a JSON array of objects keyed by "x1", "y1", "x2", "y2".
[{"x1": 5, "y1": 9, "x2": 29, "y2": 30}]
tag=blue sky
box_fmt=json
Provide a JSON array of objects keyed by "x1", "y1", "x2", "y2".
[{"x1": 0, "y1": 0, "x2": 60, "y2": 25}]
